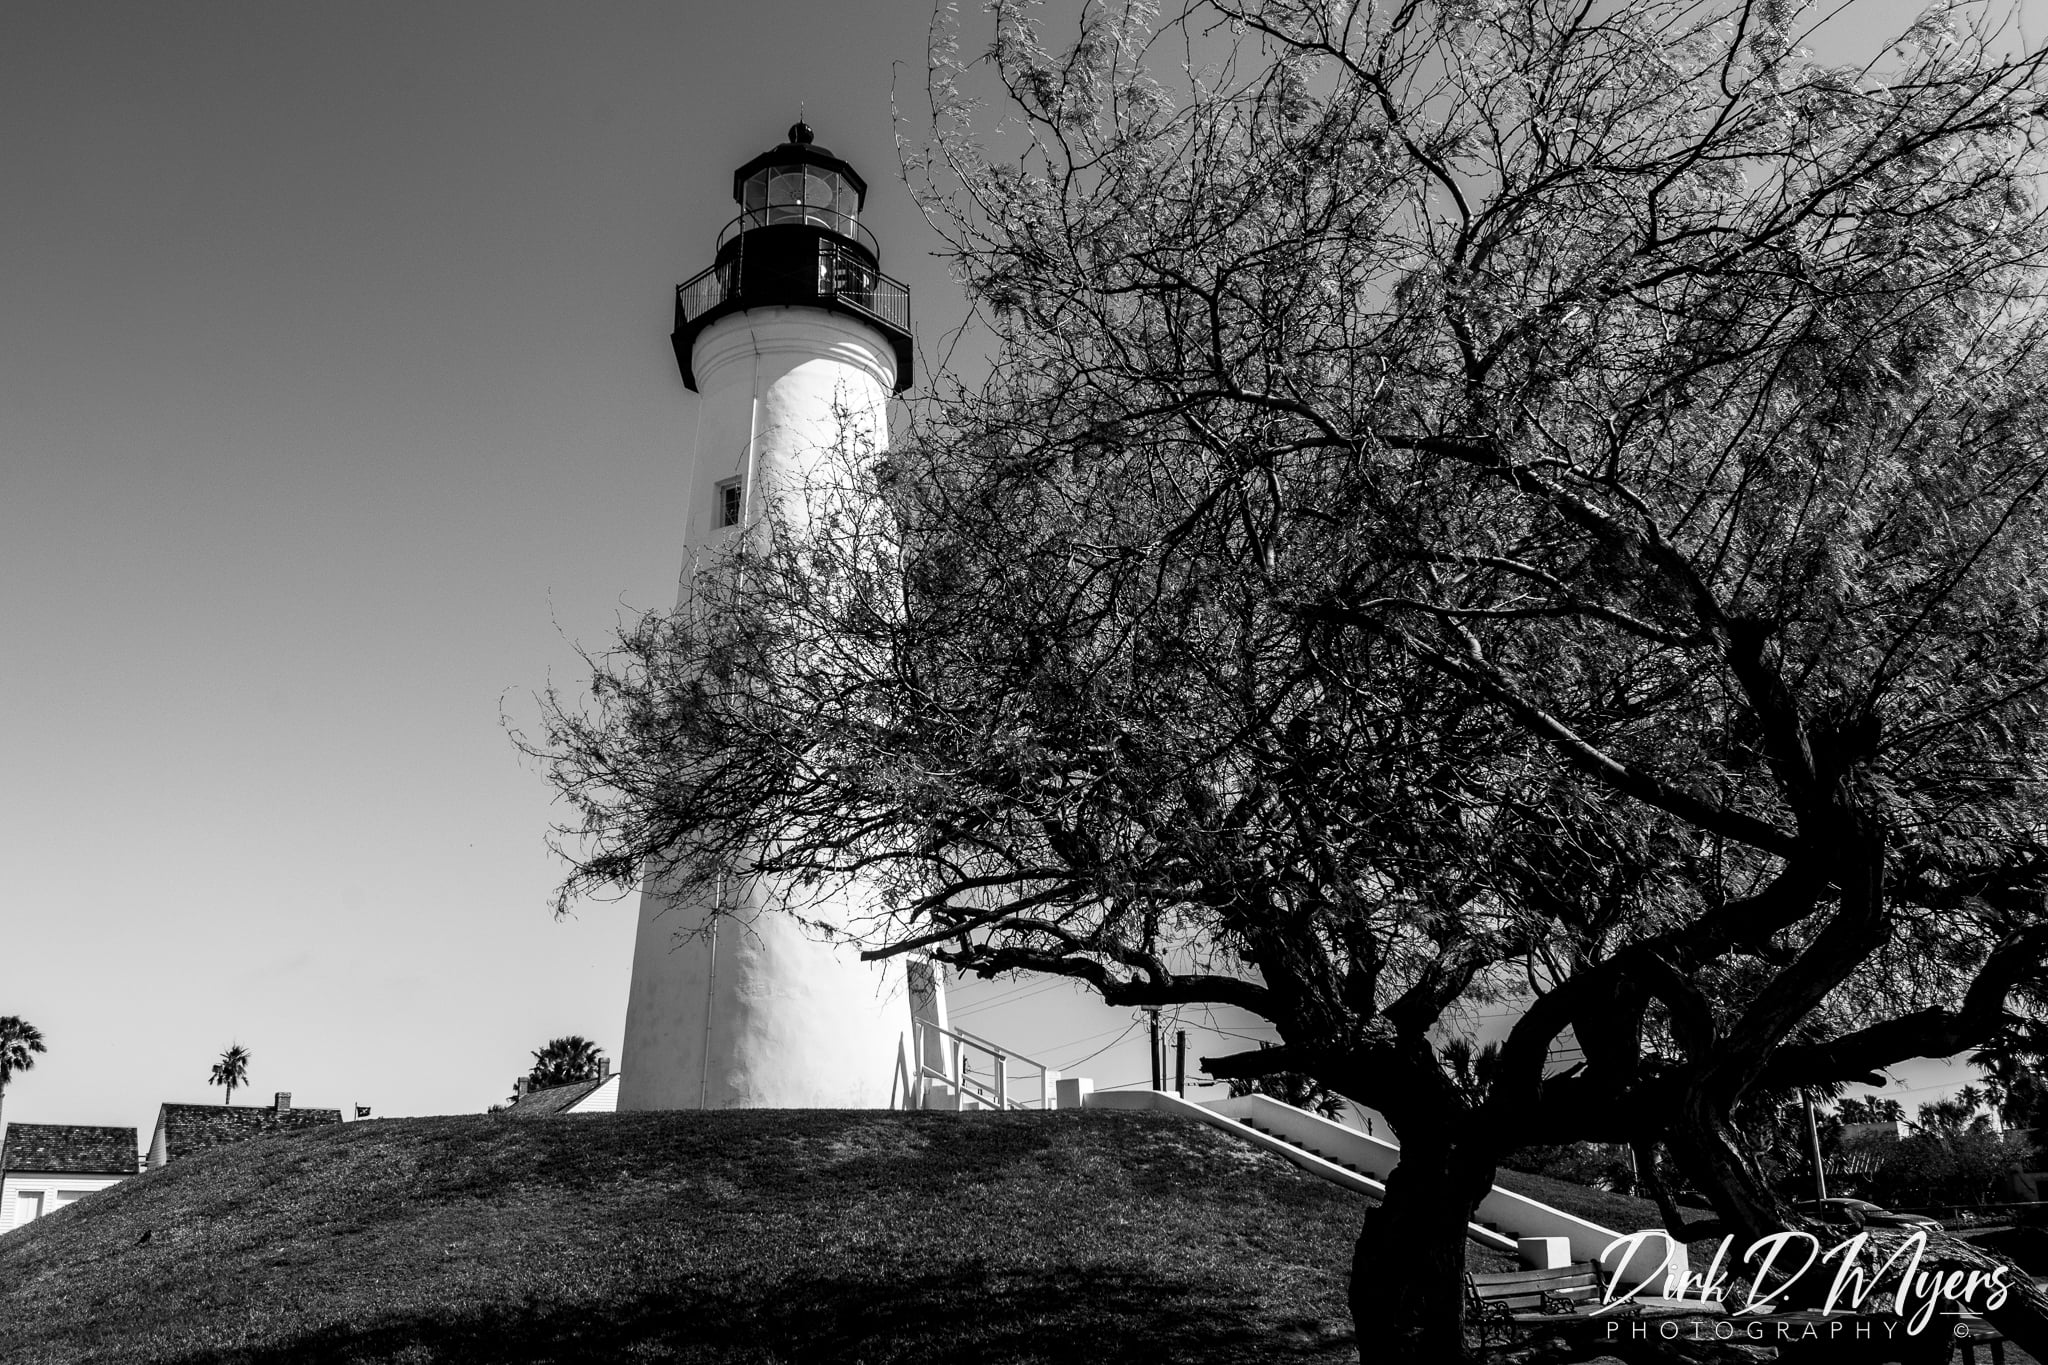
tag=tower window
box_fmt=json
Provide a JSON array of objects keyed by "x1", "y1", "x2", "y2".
[{"x1": 716, "y1": 478, "x2": 743, "y2": 528}]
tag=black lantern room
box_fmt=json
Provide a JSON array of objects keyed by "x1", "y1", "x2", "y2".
[{"x1": 671, "y1": 122, "x2": 913, "y2": 392}]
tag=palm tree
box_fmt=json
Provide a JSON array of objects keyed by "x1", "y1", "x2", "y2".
[
  {"x1": 1837, "y1": 1095, "x2": 1907, "y2": 1125},
  {"x1": 526, "y1": 1036, "x2": 605, "y2": 1089},
  {"x1": 209, "y1": 1043, "x2": 250, "y2": 1105},
  {"x1": 1227, "y1": 1071, "x2": 1349, "y2": 1122},
  {"x1": 0, "y1": 1016, "x2": 48, "y2": 1142}
]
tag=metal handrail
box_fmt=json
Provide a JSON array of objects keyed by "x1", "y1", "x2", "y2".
[
  {"x1": 673, "y1": 243, "x2": 910, "y2": 336},
  {"x1": 918, "y1": 1022, "x2": 1058, "y2": 1111},
  {"x1": 715, "y1": 208, "x2": 881, "y2": 263},
  {"x1": 937, "y1": 1024, "x2": 1054, "y2": 1073},
  {"x1": 675, "y1": 263, "x2": 725, "y2": 327},
  {"x1": 921, "y1": 1062, "x2": 1016, "y2": 1108},
  {"x1": 819, "y1": 240, "x2": 911, "y2": 332}
]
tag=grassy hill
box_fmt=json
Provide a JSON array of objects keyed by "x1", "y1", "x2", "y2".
[{"x1": 0, "y1": 1108, "x2": 1409, "y2": 1364}]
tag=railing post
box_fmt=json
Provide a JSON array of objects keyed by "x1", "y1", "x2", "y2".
[
  {"x1": 911, "y1": 1024, "x2": 926, "y2": 1110},
  {"x1": 994, "y1": 1053, "x2": 1008, "y2": 1109}
]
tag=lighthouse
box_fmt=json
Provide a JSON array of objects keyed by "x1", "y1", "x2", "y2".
[{"x1": 618, "y1": 122, "x2": 914, "y2": 1110}]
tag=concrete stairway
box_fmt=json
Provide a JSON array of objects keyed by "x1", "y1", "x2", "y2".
[
  {"x1": 1089, "y1": 1089, "x2": 1684, "y2": 1284},
  {"x1": 1086, "y1": 1088, "x2": 1515, "y2": 1254},
  {"x1": 1237, "y1": 1113, "x2": 1377, "y2": 1180},
  {"x1": 1223, "y1": 1114, "x2": 1526, "y2": 1252},
  {"x1": 1233, "y1": 1111, "x2": 1513, "y2": 1243}
]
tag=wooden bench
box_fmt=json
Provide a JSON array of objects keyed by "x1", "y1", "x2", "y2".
[
  {"x1": 1466, "y1": 1261, "x2": 1726, "y2": 1351},
  {"x1": 1466, "y1": 1263, "x2": 1632, "y2": 1351},
  {"x1": 1951, "y1": 1320, "x2": 2006, "y2": 1364}
]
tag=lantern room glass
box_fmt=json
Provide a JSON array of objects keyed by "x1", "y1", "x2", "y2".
[{"x1": 740, "y1": 164, "x2": 860, "y2": 234}]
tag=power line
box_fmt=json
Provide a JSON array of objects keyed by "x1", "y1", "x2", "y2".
[
  {"x1": 1057, "y1": 1018, "x2": 1144, "y2": 1070},
  {"x1": 1856, "y1": 1076, "x2": 1989, "y2": 1099},
  {"x1": 953, "y1": 971, "x2": 1070, "y2": 1007},
  {"x1": 1201, "y1": 1024, "x2": 1280, "y2": 1044},
  {"x1": 1034, "y1": 1023, "x2": 1133, "y2": 1056},
  {"x1": 951, "y1": 978, "x2": 1071, "y2": 1019},
  {"x1": 947, "y1": 979, "x2": 1055, "y2": 1016}
]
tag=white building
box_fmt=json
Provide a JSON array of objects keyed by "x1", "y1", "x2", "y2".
[
  {"x1": 1838, "y1": 1119, "x2": 1908, "y2": 1145},
  {"x1": 618, "y1": 121, "x2": 916, "y2": 1111},
  {"x1": 500, "y1": 1073, "x2": 622, "y2": 1117},
  {"x1": 1, "y1": 1123, "x2": 137, "y2": 1232}
]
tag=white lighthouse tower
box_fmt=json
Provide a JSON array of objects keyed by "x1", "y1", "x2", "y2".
[{"x1": 618, "y1": 122, "x2": 915, "y2": 1111}]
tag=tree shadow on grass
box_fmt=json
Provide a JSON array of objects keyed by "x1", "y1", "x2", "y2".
[{"x1": 156, "y1": 1264, "x2": 1354, "y2": 1364}]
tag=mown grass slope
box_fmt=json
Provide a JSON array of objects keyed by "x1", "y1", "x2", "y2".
[
  {"x1": 1490, "y1": 1166, "x2": 1700, "y2": 1235},
  {"x1": 0, "y1": 1108, "x2": 1397, "y2": 1364}
]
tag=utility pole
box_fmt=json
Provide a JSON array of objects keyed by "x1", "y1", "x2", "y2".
[
  {"x1": 1148, "y1": 1009, "x2": 1163, "y2": 1090},
  {"x1": 1802, "y1": 1087, "x2": 1829, "y2": 1203},
  {"x1": 1175, "y1": 1031, "x2": 1187, "y2": 1097}
]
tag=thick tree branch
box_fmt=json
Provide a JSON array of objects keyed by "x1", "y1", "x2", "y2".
[{"x1": 1759, "y1": 924, "x2": 2048, "y2": 1089}]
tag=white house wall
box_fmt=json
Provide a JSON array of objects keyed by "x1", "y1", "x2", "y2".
[
  {"x1": 567, "y1": 1074, "x2": 621, "y2": 1114},
  {"x1": 1, "y1": 1172, "x2": 128, "y2": 1233}
]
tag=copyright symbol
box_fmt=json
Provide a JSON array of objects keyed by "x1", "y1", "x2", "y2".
[{"x1": 1955, "y1": 1323, "x2": 1972, "y2": 1339}]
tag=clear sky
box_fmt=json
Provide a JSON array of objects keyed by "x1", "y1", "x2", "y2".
[
  {"x1": 0, "y1": 0, "x2": 2036, "y2": 1144},
  {"x1": 0, "y1": 0, "x2": 1205, "y2": 1136}
]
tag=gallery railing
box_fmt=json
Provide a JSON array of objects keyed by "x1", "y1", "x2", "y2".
[{"x1": 675, "y1": 226, "x2": 909, "y2": 338}]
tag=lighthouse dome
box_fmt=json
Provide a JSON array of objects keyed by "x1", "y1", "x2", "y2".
[{"x1": 732, "y1": 121, "x2": 868, "y2": 239}]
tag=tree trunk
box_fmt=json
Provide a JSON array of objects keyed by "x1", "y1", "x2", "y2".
[
  {"x1": 1662, "y1": 1085, "x2": 1787, "y2": 1245},
  {"x1": 1349, "y1": 1133, "x2": 1495, "y2": 1364},
  {"x1": 1633, "y1": 1138, "x2": 1723, "y2": 1240}
]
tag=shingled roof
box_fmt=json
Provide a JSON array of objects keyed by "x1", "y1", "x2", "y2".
[
  {"x1": 498, "y1": 1077, "x2": 606, "y2": 1118},
  {"x1": 152, "y1": 1097, "x2": 341, "y2": 1164},
  {"x1": 1, "y1": 1123, "x2": 138, "y2": 1175}
]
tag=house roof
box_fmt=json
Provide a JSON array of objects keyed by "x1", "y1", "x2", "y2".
[
  {"x1": 152, "y1": 1102, "x2": 342, "y2": 1161},
  {"x1": 499, "y1": 1076, "x2": 606, "y2": 1118},
  {"x1": 1, "y1": 1123, "x2": 138, "y2": 1175}
]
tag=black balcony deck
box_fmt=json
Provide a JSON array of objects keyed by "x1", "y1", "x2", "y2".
[{"x1": 671, "y1": 219, "x2": 912, "y2": 393}]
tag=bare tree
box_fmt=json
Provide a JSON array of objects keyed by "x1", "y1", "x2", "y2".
[{"x1": 529, "y1": 1, "x2": 2048, "y2": 1358}]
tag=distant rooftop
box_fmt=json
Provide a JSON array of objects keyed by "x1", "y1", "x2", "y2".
[
  {"x1": 154, "y1": 1094, "x2": 341, "y2": 1163},
  {"x1": 2, "y1": 1123, "x2": 138, "y2": 1175},
  {"x1": 499, "y1": 1077, "x2": 609, "y2": 1119}
]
